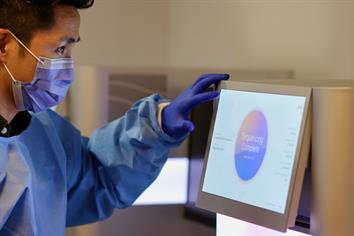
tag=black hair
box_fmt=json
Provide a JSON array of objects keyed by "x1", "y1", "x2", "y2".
[
  {"x1": 25, "y1": 0, "x2": 94, "y2": 9},
  {"x1": 0, "y1": 0, "x2": 94, "y2": 44}
]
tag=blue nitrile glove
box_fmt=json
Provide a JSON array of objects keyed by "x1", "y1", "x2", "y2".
[{"x1": 162, "y1": 73, "x2": 230, "y2": 138}]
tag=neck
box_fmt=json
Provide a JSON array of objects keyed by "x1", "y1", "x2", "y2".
[{"x1": 0, "y1": 69, "x2": 19, "y2": 122}]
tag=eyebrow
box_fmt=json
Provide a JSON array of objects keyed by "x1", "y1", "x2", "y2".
[{"x1": 59, "y1": 36, "x2": 81, "y2": 44}]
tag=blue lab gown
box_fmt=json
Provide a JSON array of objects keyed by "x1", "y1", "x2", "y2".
[{"x1": 0, "y1": 94, "x2": 183, "y2": 236}]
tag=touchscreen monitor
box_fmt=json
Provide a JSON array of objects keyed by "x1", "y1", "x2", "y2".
[{"x1": 197, "y1": 81, "x2": 312, "y2": 232}]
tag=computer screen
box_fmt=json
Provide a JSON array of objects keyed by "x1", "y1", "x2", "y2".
[
  {"x1": 197, "y1": 81, "x2": 312, "y2": 232},
  {"x1": 203, "y1": 89, "x2": 305, "y2": 213}
]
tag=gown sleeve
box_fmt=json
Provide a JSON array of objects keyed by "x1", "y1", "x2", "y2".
[{"x1": 48, "y1": 94, "x2": 185, "y2": 226}]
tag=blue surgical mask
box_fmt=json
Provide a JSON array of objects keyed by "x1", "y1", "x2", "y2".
[{"x1": 2, "y1": 31, "x2": 74, "y2": 113}]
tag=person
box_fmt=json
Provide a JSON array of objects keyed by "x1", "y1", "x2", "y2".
[{"x1": 0, "y1": 0, "x2": 229, "y2": 235}]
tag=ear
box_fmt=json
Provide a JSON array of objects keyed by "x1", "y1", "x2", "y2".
[{"x1": 0, "y1": 29, "x2": 10, "y2": 63}]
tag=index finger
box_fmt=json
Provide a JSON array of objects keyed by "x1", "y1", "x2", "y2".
[{"x1": 192, "y1": 73, "x2": 229, "y2": 94}]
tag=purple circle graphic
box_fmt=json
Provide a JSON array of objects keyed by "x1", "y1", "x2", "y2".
[{"x1": 235, "y1": 110, "x2": 268, "y2": 181}]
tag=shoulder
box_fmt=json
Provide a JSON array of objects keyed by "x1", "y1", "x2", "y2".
[
  {"x1": 32, "y1": 109, "x2": 66, "y2": 127},
  {"x1": 31, "y1": 109, "x2": 81, "y2": 138}
]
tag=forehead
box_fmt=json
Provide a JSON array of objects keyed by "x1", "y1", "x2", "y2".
[{"x1": 29, "y1": 5, "x2": 80, "y2": 46}]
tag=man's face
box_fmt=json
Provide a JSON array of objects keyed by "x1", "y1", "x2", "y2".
[{"x1": 5, "y1": 4, "x2": 81, "y2": 83}]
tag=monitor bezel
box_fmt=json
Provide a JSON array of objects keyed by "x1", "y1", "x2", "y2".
[{"x1": 197, "y1": 81, "x2": 312, "y2": 232}]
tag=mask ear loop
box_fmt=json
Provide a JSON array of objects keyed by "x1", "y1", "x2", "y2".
[
  {"x1": 2, "y1": 63, "x2": 17, "y2": 83},
  {"x1": 2, "y1": 62, "x2": 26, "y2": 110},
  {"x1": 7, "y1": 30, "x2": 45, "y2": 65}
]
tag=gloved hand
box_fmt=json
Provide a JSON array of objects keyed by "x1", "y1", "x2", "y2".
[{"x1": 162, "y1": 73, "x2": 230, "y2": 139}]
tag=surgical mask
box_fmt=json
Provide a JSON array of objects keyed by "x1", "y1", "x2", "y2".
[{"x1": 2, "y1": 31, "x2": 74, "y2": 113}]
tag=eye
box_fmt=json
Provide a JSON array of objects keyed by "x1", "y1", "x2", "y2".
[{"x1": 56, "y1": 46, "x2": 66, "y2": 56}]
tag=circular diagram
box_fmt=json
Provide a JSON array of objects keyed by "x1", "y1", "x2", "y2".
[{"x1": 235, "y1": 110, "x2": 268, "y2": 181}]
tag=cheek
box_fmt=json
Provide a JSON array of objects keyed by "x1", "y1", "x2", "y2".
[{"x1": 8, "y1": 51, "x2": 38, "y2": 83}]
